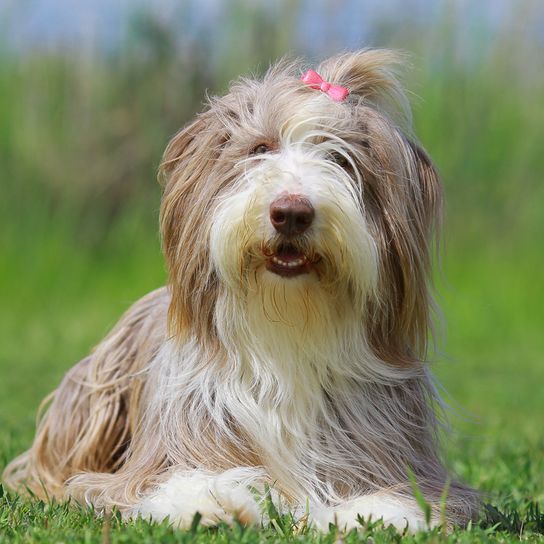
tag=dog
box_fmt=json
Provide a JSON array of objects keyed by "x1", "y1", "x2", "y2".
[{"x1": 3, "y1": 50, "x2": 478, "y2": 532}]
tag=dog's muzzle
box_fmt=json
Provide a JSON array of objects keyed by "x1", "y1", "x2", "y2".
[{"x1": 265, "y1": 194, "x2": 318, "y2": 278}]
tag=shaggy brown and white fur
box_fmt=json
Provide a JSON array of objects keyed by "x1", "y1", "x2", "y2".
[{"x1": 3, "y1": 50, "x2": 478, "y2": 531}]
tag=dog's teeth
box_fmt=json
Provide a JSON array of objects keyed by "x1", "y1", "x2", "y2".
[{"x1": 271, "y1": 255, "x2": 307, "y2": 268}]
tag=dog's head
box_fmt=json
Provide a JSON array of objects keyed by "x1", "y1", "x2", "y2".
[{"x1": 159, "y1": 50, "x2": 441, "y2": 369}]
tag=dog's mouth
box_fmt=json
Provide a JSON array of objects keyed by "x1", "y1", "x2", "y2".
[{"x1": 264, "y1": 243, "x2": 317, "y2": 278}]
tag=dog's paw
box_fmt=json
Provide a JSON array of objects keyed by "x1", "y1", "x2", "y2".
[
  {"x1": 310, "y1": 493, "x2": 433, "y2": 533},
  {"x1": 134, "y1": 468, "x2": 264, "y2": 528}
]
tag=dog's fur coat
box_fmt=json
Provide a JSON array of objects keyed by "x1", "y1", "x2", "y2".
[{"x1": 3, "y1": 50, "x2": 478, "y2": 531}]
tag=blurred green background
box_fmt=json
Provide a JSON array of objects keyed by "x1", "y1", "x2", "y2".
[{"x1": 0, "y1": 0, "x2": 542, "y2": 506}]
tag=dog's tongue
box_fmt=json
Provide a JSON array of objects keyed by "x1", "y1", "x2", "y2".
[{"x1": 276, "y1": 244, "x2": 304, "y2": 262}]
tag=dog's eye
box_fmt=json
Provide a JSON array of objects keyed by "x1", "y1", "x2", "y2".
[
  {"x1": 251, "y1": 143, "x2": 271, "y2": 156},
  {"x1": 330, "y1": 152, "x2": 349, "y2": 168}
]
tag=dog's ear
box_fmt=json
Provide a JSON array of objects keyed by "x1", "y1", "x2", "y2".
[
  {"x1": 317, "y1": 49, "x2": 410, "y2": 124},
  {"x1": 366, "y1": 133, "x2": 442, "y2": 367},
  {"x1": 159, "y1": 111, "x2": 227, "y2": 347},
  {"x1": 405, "y1": 139, "x2": 443, "y2": 237},
  {"x1": 159, "y1": 113, "x2": 218, "y2": 187}
]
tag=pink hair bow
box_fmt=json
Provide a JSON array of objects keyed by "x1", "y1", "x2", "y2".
[{"x1": 301, "y1": 69, "x2": 349, "y2": 102}]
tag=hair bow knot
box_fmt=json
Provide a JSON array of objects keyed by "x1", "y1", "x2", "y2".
[{"x1": 301, "y1": 70, "x2": 349, "y2": 102}]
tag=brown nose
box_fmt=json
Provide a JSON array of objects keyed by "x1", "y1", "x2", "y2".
[{"x1": 270, "y1": 194, "x2": 315, "y2": 236}]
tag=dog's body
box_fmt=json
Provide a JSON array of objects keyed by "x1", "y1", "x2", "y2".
[{"x1": 4, "y1": 50, "x2": 478, "y2": 531}]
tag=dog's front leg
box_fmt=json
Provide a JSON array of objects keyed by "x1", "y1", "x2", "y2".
[
  {"x1": 310, "y1": 492, "x2": 435, "y2": 533},
  {"x1": 133, "y1": 467, "x2": 267, "y2": 528}
]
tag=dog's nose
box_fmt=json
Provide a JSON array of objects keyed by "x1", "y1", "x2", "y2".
[{"x1": 270, "y1": 194, "x2": 315, "y2": 236}]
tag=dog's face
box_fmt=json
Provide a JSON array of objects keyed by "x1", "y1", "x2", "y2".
[{"x1": 160, "y1": 50, "x2": 441, "y2": 368}]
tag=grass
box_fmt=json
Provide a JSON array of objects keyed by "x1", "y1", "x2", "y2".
[
  {"x1": 1, "y1": 2, "x2": 543, "y2": 541},
  {"x1": 1, "y1": 495, "x2": 542, "y2": 544}
]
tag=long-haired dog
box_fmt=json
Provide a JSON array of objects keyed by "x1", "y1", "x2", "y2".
[{"x1": 3, "y1": 50, "x2": 478, "y2": 531}]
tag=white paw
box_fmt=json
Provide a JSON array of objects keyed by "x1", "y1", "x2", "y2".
[
  {"x1": 134, "y1": 468, "x2": 266, "y2": 528},
  {"x1": 311, "y1": 493, "x2": 433, "y2": 533}
]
